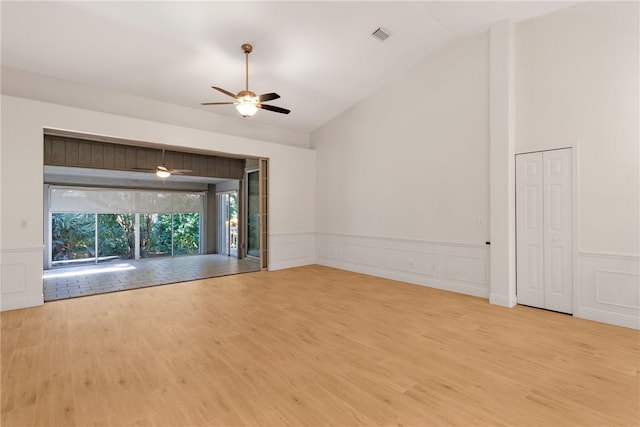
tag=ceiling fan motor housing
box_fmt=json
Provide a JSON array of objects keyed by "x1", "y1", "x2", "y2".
[{"x1": 237, "y1": 90, "x2": 258, "y2": 100}]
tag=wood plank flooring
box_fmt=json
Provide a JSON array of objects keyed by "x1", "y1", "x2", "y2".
[{"x1": 2, "y1": 265, "x2": 639, "y2": 426}]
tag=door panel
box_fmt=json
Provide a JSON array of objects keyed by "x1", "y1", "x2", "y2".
[
  {"x1": 217, "y1": 194, "x2": 229, "y2": 256},
  {"x1": 247, "y1": 171, "x2": 260, "y2": 258},
  {"x1": 516, "y1": 153, "x2": 545, "y2": 308},
  {"x1": 516, "y1": 148, "x2": 573, "y2": 314},
  {"x1": 259, "y1": 159, "x2": 269, "y2": 270},
  {"x1": 543, "y1": 149, "x2": 573, "y2": 313}
]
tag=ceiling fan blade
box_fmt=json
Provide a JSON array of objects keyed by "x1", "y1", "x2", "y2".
[
  {"x1": 258, "y1": 104, "x2": 291, "y2": 114},
  {"x1": 258, "y1": 93, "x2": 280, "y2": 102},
  {"x1": 212, "y1": 86, "x2": 238, "y2": 99},
  {"x1": 201, "y1": 102, "x2": 236, "y2": 105},
  {"x1": 168, "y1": 169, "x2": 193, "y2": 174}
]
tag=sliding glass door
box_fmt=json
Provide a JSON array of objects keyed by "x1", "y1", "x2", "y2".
[
  {"x1": 98, "y1": 213, "x2": 135, "y2": 262},
  {"x1": 217, "y1": 192, "x2": 238, "y2": 257},
  {"x1": 245, "y1": 159, "x2": 268, "y2": 269},
  {"x1": 47, "y1": 187, "x2": 204, "y2": 267},
  {"x1": 51, "y1": 213, "x2": 96, "y2": 266},
  {"x1": 247, "y1": 171, "x2": 260, "y2": 258}
]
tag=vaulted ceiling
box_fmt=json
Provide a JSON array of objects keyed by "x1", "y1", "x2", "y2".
[{"x1": 1, "y1": 1, "x2": 577, "y2": 136}]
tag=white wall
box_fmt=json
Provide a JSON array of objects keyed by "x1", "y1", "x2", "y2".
[
  {"x1": 215, "y1": 180, "x2": 239, "y2": 193},
  {"x1": 515, "y1": 1, "x2": 639, "y2": 328},
  {"x1": 0, "y1": 95, "x2": 316, "y2": 310},
  {"x1": 2, "y1": 66, "x2": 311, "y2": 149},
  {"x1": 312, "y1": 2, "x2": 639, "y2": 329},
  {"x1": 312, "y1": 32, "x2": 491, "y2": 297}
]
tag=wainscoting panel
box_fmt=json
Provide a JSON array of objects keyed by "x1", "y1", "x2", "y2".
[
  {"x1": 345, "y1": 243, "x2": 380, "y2": 267},
  {"x1": 446, "y1": 254, "x2": 487, "y2": 285},
  {"x1": 1, "y1": 247, "x2": 45, "y2": 311},
  {"x1": 268, "y1": 233, "x2": 316, "y2": 271},
  {"x1": 578, "y1": 252, "x2": 639, "y2": 329},
  {"x1": 382, "y1": 247, "x2": 439, "y2": 277},
  {"x1": 316, "y1": 233, "x2": 489, "y2": 298}
]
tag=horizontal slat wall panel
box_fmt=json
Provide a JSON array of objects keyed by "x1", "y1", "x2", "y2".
[{"x1": 43, "y1": 135, "x2": 245, "y2": 179}]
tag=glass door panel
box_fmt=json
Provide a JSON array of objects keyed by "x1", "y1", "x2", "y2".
[
  {"x1": 229, "y1": 192, "x2": 238, "y2": 257},
  {"x1": 140, "y1": 213, "x2": 172, "y2": 258},
  {"x1": 51, "y1": 213, "x2": 96, "y2": 266},
  {"x1": 247, "y1": 171, "x2": 260, "y2": 258},
  {"x1": 97, "y1": 213, "x2": 135, "y2": 262},
  {"x1": 173, "y1": 213, "x2": 200, "y2": 255}
]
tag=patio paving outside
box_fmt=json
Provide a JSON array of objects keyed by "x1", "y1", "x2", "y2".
[{"x1": 43, "y1": 254, "x2": 260, "y2": 301}]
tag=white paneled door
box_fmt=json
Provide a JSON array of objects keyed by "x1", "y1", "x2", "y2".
[
  {"x1": 516, "y1": 152, "x2": 545, "y2": 308},
  {"x1": 516, "y1": 148, "x2": 573, "y2": 314}
]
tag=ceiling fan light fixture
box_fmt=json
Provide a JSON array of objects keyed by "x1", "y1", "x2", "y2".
[
  {"x1": 236, "y1": 97, "x2": 259, "y2": 117},
  {"x1": 156, "y1": 168, "x2": 171, "y2": 178}
]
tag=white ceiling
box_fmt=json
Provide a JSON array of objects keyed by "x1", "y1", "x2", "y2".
[{"x1": 1, "y1": 1, "x2": 578, "y2": 134}]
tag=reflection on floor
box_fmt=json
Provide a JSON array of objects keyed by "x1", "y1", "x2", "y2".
[{"x1": 43, "y1": 254, "x2": 260, "y2": 302}]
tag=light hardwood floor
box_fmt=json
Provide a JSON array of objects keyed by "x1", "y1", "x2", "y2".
[{"x1": 2, "y1": 265, "x2": 638, "y2": 426}]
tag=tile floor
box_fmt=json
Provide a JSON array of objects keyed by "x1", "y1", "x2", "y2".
[{"x1": 43, "y1": 254, "x2": 260, "y2": 302}]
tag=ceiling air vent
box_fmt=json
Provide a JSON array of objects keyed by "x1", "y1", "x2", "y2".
[{"x1": 372, "y1": 27, "x2": 390, "y2": 41}]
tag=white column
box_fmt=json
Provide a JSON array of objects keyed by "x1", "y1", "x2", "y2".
[{"x1": 489, "y1": 20, "x2": 517, "y2": 307}]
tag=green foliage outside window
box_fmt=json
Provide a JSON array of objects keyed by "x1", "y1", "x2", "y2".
[
  {"x1": 173, "y1": 213, "x2": 200, "y2": 255},
  {"x1": 98, "y1": 214, "x2": 135, "y2": 259},
  {"x1": 51, "y1": 213, "x2": 95, "y2": 261},
  {"x1": 52, "y1": 211, "x2": 200, "y2": 263}
]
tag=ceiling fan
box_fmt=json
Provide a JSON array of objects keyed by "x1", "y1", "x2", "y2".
[
  {"x1": 201, "y1": 43, "x2": 290, "y2": 118},
  {"x1": 135, "y1": 149, "x2": 192, "y2": 178}
]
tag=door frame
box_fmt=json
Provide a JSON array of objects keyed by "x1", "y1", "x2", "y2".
[
  {"x1": 243, "y1": 158, "x2": 269, "y2": 270},
  {"x1": 217, "y1": 191, "x2": 238, "y2": 257}
]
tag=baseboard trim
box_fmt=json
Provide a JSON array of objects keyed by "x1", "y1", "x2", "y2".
[
  {"x1": 489, "y1": 293, "x2": 517, "y2": 308},
  {"x1": 269, "y1": 257, "x2": 316, "y2": 271},
  {"x1": 578, "y1": 307, "x2": 639, "y2": 330},
  {"x1": 1, "y1": 294, "x2": 44, "y2": 311},
  {"x1": 319, "y1": 258, "x2": 489, "y2": 298}
]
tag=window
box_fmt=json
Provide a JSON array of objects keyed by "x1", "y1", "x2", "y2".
[{"x1": 48, "y1": 187, "x2": 204, "y2": 267}]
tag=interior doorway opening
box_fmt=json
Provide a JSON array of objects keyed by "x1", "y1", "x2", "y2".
[{"x1": 42, "y1": 132, "x2": 268, "y2": 301}]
